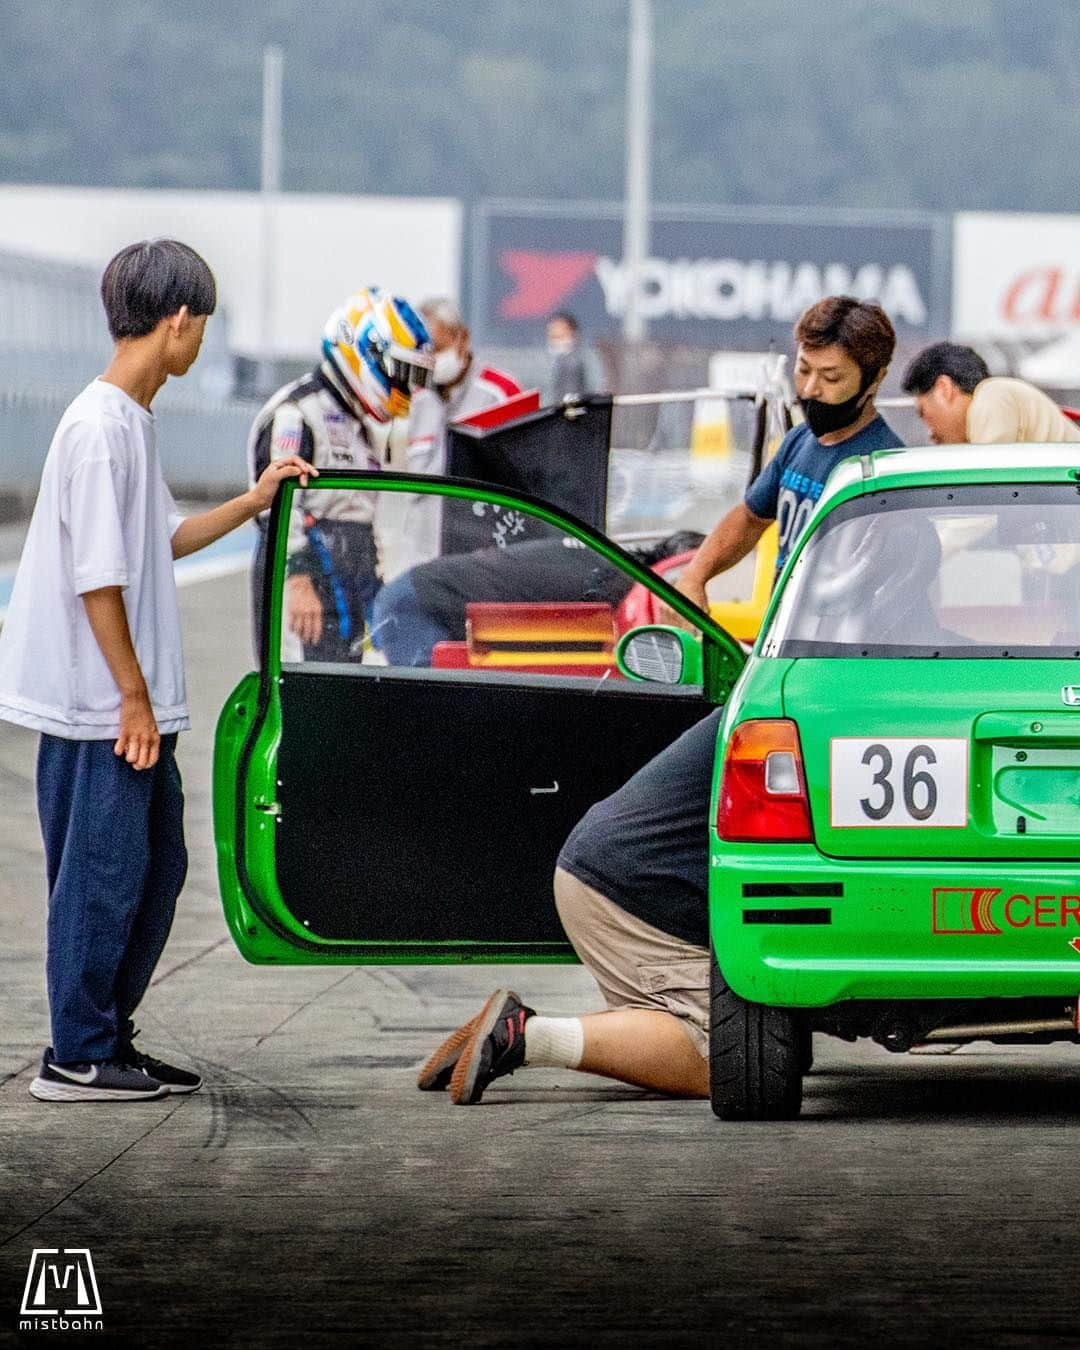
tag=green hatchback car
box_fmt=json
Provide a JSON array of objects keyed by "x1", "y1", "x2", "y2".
[
  {"x1": 214, "y1": 447, "x2": 1080, "y2": 1120},
  {"x1": 696, "y1": 442, "x2": 1080, "y2": 1118}
]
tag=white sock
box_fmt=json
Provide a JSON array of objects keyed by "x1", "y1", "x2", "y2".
[{"x1": 524, "y1": 1016, "x2": 585, "y2": 1069}]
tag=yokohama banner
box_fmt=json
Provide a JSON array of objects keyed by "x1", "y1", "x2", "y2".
[
  {"x1": 474, "y1": 201, "x2": 949, "y2": 347},
  {"x1": 953, "y1": 212, "x2": 1080, "y2": 338}
]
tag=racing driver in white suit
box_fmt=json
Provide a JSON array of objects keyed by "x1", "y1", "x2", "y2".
[{"x1": 247, "y1": 288, "x2": 433, "y2": 661}]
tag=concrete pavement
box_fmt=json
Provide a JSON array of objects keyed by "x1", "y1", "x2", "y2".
[{"x1": 3, "y1": 569, "x2": 1080, "y2": 1346}]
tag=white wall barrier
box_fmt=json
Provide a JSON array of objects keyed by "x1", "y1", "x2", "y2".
[{"x1": 0, "y1": 386, "x2": 254, "y2": 506}]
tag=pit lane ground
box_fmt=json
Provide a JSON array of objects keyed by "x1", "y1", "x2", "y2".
[{"x1": 1, "y1": 562, "x2": 1079, "y2": 1347}]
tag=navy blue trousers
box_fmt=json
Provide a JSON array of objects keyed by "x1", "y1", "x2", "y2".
[{"x1": 36, "y1": 733, "x2": 188, "y2": 1064}]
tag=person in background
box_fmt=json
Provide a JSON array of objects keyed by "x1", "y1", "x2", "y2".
[
  {"x1": 247, "y1": 289, "x2": 433, "y2": 661},
  {"x1": 0, "y1": 239, "x2": 314, "y2": 1102},
  {"x1": 546, "y1": 311, "x2": 595, "y2": 404},
  {"x1": 901, "y1": 341, "x2": 1080, "y2": 446},
  {"x1": 410, "y1": 297, "x2": 522, "y2": 475},
  {"x1": 377, "y1": 297, "x2": 521, "y2": 584}
]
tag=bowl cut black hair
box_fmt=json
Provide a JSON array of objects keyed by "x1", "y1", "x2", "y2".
[{"x1": 101, "y1": 239, "x2": 217, "y2": 340}]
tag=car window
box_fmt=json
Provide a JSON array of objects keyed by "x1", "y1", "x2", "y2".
[
  {"x1": 761, "y1": 483, "x2": 1080, "y2": 658},
  {"x1": 608, "y1": 389, "x2": 784, "y2": 616},
  {"x1": 272, "y1": 482, "x2": 710, "y2": 692}
]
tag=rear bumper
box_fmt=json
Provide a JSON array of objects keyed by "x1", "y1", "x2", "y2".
[{"x1": 710, "y1": 843, "x2": 1080, "y2": 1006}]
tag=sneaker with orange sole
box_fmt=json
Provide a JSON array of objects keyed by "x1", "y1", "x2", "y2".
[
  {"x1": 448, "y1": 988, "x2": 534, "y2": 1105},
  {"x1": 416, "y1": 1012, "x2": 482, "y2": 1091}
]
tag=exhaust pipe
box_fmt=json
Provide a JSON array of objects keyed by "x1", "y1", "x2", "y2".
[{"x1": 924, "y1": 1014, "x2": 1077, "y2": 1042}]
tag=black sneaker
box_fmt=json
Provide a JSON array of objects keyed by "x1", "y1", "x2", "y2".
[
  {"x1": 449, "y1": 988, "x2": 534, "y2": 1105},
  {"x1": 123, "y1": 1036, "x2": 203, "y2": 1095},
  {"x1": 30, "y1": 1049, "x2": 168, "y2": 1102}
]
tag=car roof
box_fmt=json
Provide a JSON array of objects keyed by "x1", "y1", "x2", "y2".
[{"x1": 820, "y1": 442, "x2": 1080, "y2": 511}]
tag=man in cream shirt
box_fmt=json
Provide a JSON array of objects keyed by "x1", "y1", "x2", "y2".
[{"x1": 902, "y1": 341, "x2": 1080, "y2": 445}]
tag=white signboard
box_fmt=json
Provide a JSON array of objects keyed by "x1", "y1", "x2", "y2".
[
  {"x1": 953, "y1": 211, "x2": 1080, "y2": 339},
  {"x1": 830, "y1": 738, "x2": 969, "y2": 829},
  {"x1": 0, "y1": 186, "x2": 461, "y2": 359}
]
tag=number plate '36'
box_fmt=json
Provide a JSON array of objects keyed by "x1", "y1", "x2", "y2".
[{"x1": 830, "y1": 738, "x2": 969, "y2": 828}]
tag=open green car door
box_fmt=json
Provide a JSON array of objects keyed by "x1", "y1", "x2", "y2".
[{"x1": 214, "y1": 473, "x2": 746, "y2": 964}]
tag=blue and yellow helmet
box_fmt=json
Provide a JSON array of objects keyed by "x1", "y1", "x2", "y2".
[{"x1": 322, "y1": 289, "x2": 434, "y2": 422}]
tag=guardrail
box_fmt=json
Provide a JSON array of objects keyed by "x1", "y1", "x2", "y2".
[{"x1": 0, "y1": 386, "x2": 255, "y2": 512}]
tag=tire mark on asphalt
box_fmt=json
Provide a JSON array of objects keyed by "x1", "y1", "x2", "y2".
[
  {"x1": 92, "y1": 1025, "x2": 321, "y2": 1151},
  {"x1": 179, "y1": 978, "x2": 354, "y2": 1147},
  {"x1": 308, "y1": 1054, "x2": 422, "y2": 1069},
  {"x1": 196, "y1": 972, "x2": 360, "y2": 1145},
  {"x1": 0, "y1": 1099, "x2": 184, "y2": 1250},
  {"x1": 195, "y1": 1061, "x2": 318, "y2": 1150},
  {"x1": 133, "y1": 971, "x2": 356, "y2": 1148}
]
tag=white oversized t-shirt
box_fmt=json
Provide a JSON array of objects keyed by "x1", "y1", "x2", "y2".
[{"x1": 0, "y1": 379, "x2": 189, "y2": 739}]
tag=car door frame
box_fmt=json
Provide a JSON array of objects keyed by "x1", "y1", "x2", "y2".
[{"x1": 216, "y1": 471, "x2": 747, "y2": 964}]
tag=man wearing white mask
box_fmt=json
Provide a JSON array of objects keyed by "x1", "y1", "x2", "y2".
[{"x1": 379, "y1": 297, "x2": 521, "y2": 581}]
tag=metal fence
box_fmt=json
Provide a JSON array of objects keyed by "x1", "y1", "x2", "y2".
[
  {"x1": 0, "y1": 246, "x2": 254, "y2": 511},
  {"x1": 0, "y1": 385, "x2": 255, "y2": 512},
  {"x1": 0, "y1": 249, "x2": 111, "y2": 392}
]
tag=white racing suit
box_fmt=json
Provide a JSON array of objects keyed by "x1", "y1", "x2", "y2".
[{"x1": 248, "y1": 366, "x2": 382, "y2": 662}]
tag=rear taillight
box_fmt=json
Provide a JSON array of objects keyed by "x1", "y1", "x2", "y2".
[{"x1": 716, "y1": 719, "x2": 813, "y2": 842}]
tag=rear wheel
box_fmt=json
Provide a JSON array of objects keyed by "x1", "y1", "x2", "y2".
[{"x1": 709, "y1": 949, "x2": 804, "y2": 1120}]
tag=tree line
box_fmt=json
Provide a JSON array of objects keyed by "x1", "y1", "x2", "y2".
[{"x1": 3, "y1": 0, "x2": 1078, "y2": 214}]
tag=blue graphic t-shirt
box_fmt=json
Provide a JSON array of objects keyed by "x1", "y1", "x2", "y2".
[{"x1": 744, "y1": 414, "x2": 904, "y2": 573}]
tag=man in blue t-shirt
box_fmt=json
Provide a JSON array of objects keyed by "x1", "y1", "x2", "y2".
[
  {"x1": 418, "y1": 297, "x2": 905, "y2": 1108},
  {"x1": 677, "y1": 296, "x2": 903, "y2": 606}
]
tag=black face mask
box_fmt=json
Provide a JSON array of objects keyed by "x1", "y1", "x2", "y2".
[{"x1": 799, "y1": 377, "x2": 873, "y2": 438}]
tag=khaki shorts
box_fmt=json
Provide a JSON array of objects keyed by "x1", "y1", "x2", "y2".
[{"x1": 553, "y1": 866, "x2": 710, "y2": 1058}]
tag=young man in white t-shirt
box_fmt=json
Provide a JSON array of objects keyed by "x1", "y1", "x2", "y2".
[{"x1": 0, "y1": 240, "x2": 314, "y2": 1102}]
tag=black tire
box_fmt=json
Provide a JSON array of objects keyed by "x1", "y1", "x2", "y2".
[
  {"x1": 709, "y1": 949, "x2": 804, "y2": 1121},
  {"x1": 799, "y1": 1028, "x2": 814, "y2": 1077}
]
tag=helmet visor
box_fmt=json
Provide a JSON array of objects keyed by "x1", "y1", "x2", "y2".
[{"x1": 385, "y1": 343, "x2": 436, "y2": 391}]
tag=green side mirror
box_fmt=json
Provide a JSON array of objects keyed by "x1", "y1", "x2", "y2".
[{"x1": 616, "y1": 625, "x2": 704, "y2": 686}]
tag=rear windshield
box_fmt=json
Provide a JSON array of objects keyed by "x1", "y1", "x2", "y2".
[{"x1": 762, "y1": 483, "x2": 1080, "y2": 659}]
